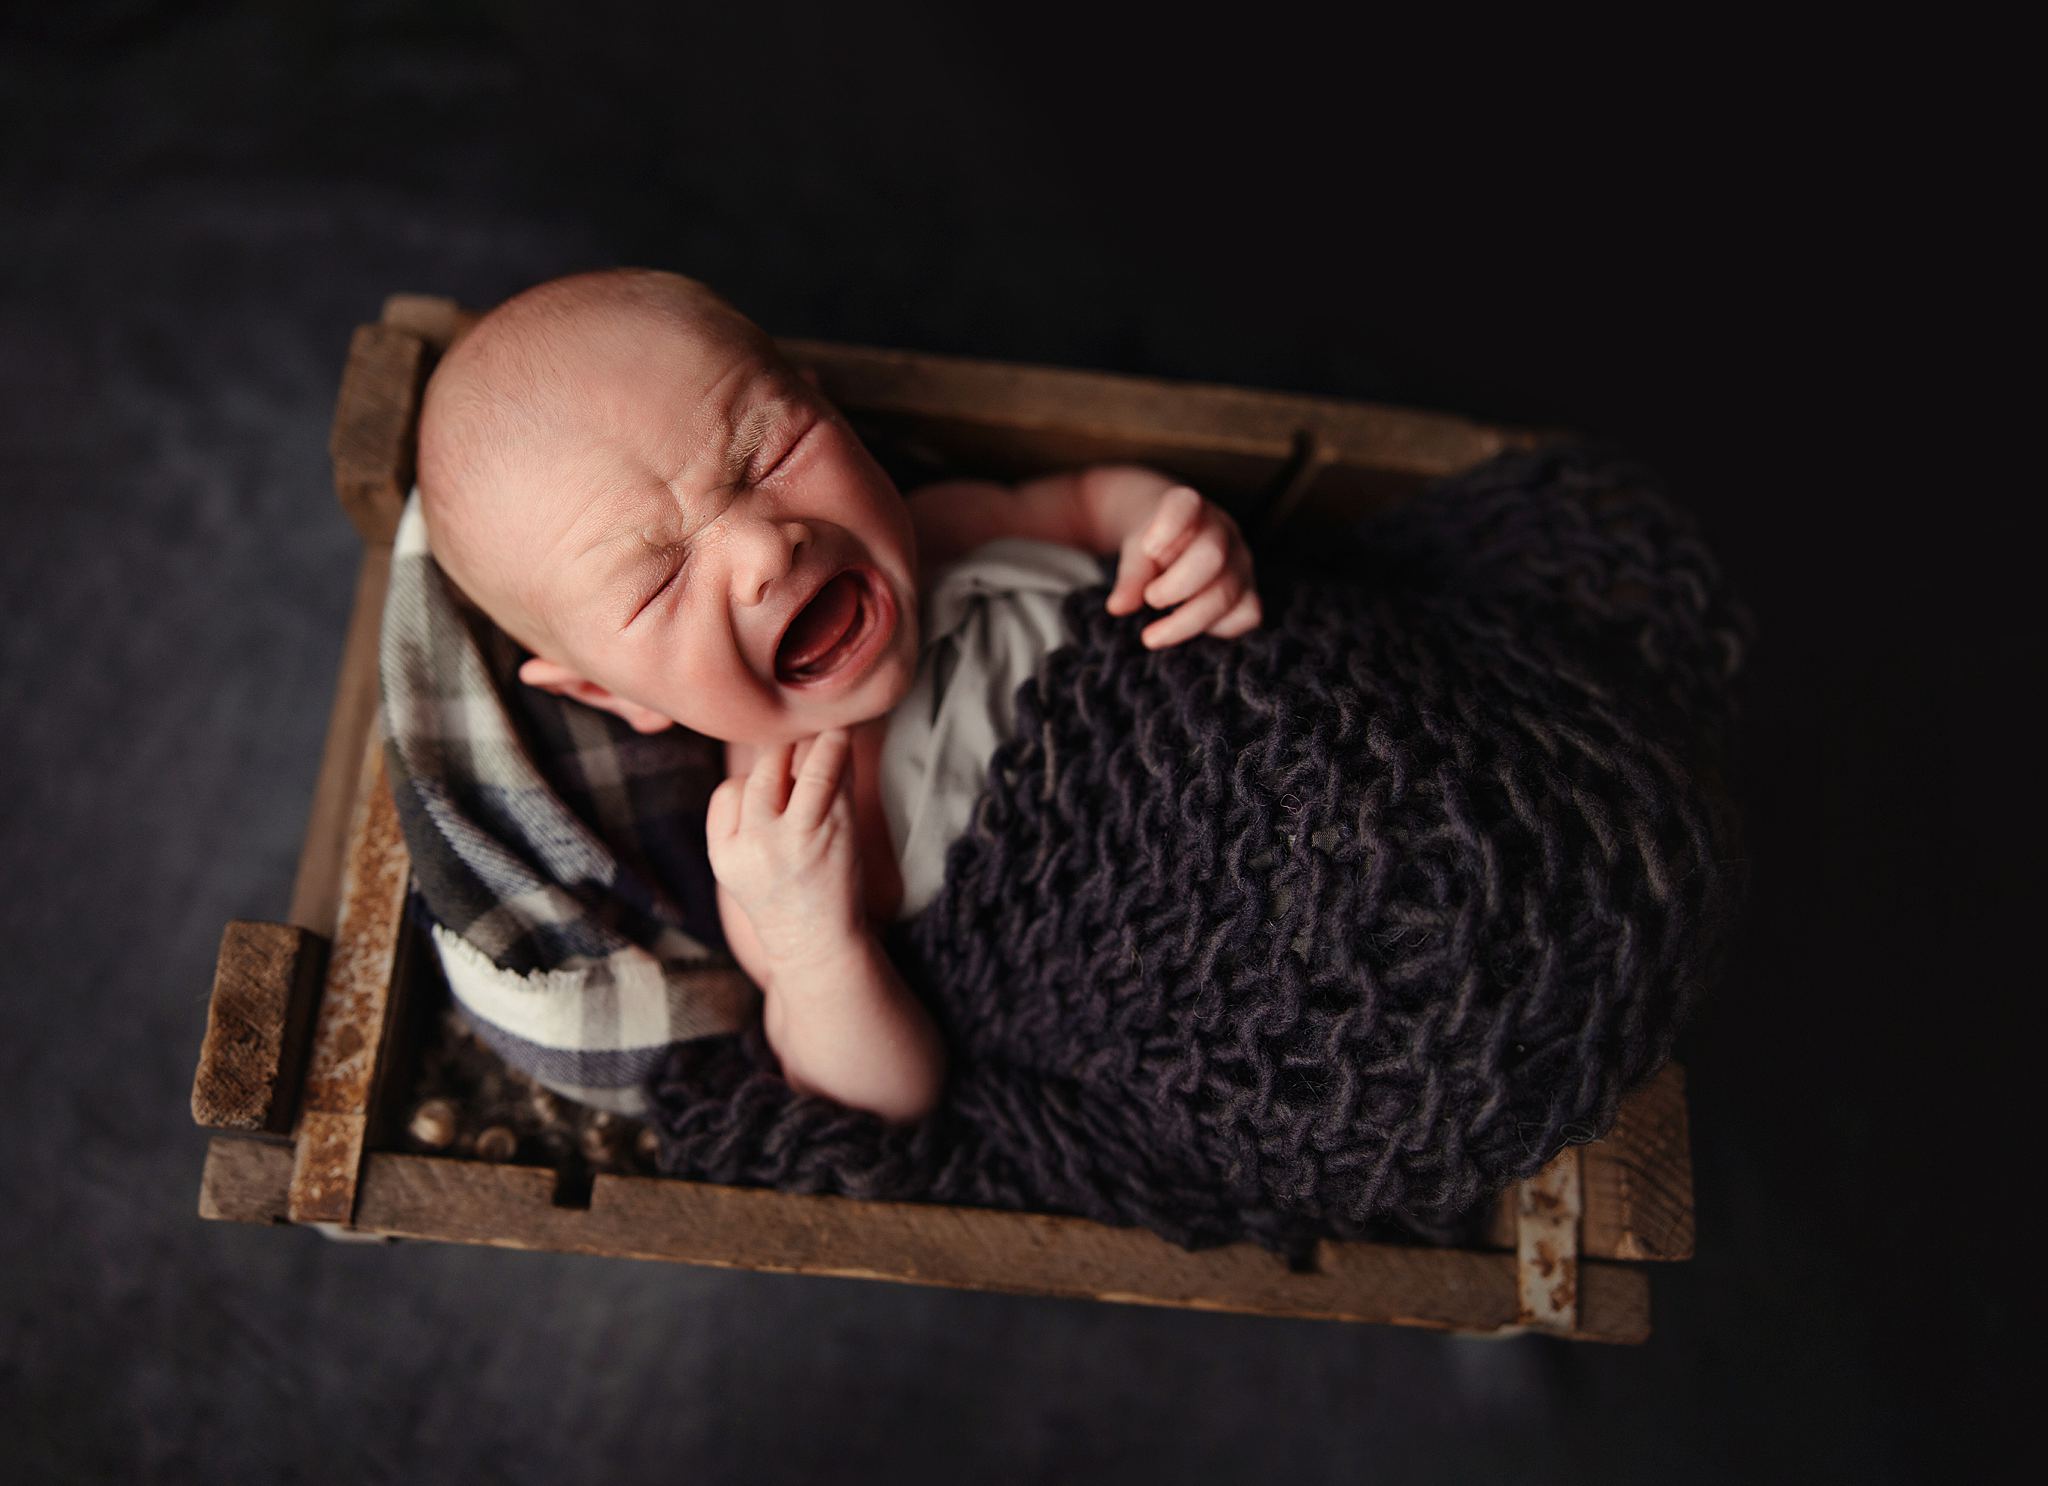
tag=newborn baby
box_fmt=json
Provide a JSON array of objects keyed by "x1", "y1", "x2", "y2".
[{"x1": 416, "y1": 268, "x2": 1263, "y2": 1127}]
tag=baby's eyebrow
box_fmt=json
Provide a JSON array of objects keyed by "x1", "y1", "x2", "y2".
[{"x1": 720, "y1": 398, "x2": 781, "y2": 489}]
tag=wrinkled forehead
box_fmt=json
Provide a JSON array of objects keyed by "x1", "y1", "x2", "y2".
[
  {"x1": 542, "y1": 300, "x2": 774, "y2": 461},
  {"x1": 490, "y1": 308, "x2": 771, "y2": 525}
]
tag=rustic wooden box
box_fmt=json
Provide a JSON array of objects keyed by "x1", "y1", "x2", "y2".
[{"x1": 190, "y1": 293, "x2": 1696, "y2": 1343}]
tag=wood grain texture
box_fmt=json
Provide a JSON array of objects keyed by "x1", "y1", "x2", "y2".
[
  {"x1": 287, "y1": 734, "x2": 411, "y2": 1225},
  {"x1": 327, "y1": 323, "x2": 427, "y2": 543},
  {"x1": 198, "y1": 1135, "x2": 294, "y2": 1224},
  {"x1": 288, "y1": 544, "x2": 391, "y2": 939},
  {"x1": 190, "y1": 921, "x2": 324, "y2": 1132},
  {"x1": 777, "y1": 340, "x2": 1508, "y2": 465},
  {"x1": 1583, "y1": 1062, "x2": 1695, "y2": 1261},
  {"x1": 349, "y1": 1153, "x2": 1649, "y2": 1341}
]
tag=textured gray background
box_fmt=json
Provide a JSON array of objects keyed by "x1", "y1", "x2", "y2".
[{"x1": 1, "y1": 5, "x2": 2021, "y2": 1483}]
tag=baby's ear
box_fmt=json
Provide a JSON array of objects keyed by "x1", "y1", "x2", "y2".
[{"x1": 517, "y1": 657, "x2": 676, "y2": 735}]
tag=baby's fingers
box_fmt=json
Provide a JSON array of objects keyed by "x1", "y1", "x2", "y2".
[
  {"x1": 1140, "y1": 485, "x2": 1204, "y2": 563},
  {"x1": 740, "y1": 739, "x2": 797, "y2": 823},
  {"x1": 1107, "y1": 485, "x2": 1202, "y2": 616},
  {"x1": 706, "y1": 775, "x2": 741, "y2": 843},
  {"x1": 1140, "y1": 524, "x2": 1230, "y2": 610},
  {"x1": 1207, "y1": 587, "x2": 1264, "y2": 638},
  {"x1": 1141, "y1": 583, "x2": 1240, "y2": 649},
  {"x1": 784, "y1": 728, "x2": 851, "y2": 831},
  {"x1": 1105, "y1": 553, "x2": 1156, "y2": 616}
]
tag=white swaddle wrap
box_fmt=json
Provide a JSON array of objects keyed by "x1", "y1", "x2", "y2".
[{"x1": 877, "y1": 537, "x2": 1105, "y2": 923}]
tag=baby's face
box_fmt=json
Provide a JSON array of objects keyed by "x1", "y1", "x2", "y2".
[{"x1": 477, "y1": 305, "x2": 921, "y2": 746}]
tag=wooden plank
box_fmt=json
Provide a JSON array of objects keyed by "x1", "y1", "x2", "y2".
[
  {"x1": 198, "y1": 1135, "x2": 293, "y2": 1224},
  {"x1": 1583, "y1": 1062, "x2": 1695, "y2": 1261},
  {"x1": 327, "y1": 323, "x2": 428, "y2": 543},
  {"x1": 843, "y1": 413, "x2": 1294, "y2": 508},
  {"x1": 287, "y1": 733, "x2": 411, "y2": 1225},
  {"x1": 380, "y1": 293, "x2": 473, "y2": 353},
  {"x1": 349, "y1": 1154, "x2": 1648, "y2": 1341},
  {"x1": 359, "y1": 896, "x2": 439, "y2": 1154},
  {"x1": 190, "y1": 921, "x2": 324, "y2": 1133},
  {"x1": 288, "y1": 544, "x2": 392, "y2": 939},
  {"x1": 776, "y1": 339, "x2": 1525, "y2": 477}
]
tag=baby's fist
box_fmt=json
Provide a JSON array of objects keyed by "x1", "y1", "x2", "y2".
[{"x1": 1105, "y1": 484, "x2": 1262, "y2": 648}]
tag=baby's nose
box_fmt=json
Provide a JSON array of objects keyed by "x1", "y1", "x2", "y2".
[{"x1": 734, "y1": 517, "x2": 813, "y2": 604}]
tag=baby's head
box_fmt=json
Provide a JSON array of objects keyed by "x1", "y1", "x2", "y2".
[{"x1": 417, "y1": 268, "x2": 919, "y2": 745}]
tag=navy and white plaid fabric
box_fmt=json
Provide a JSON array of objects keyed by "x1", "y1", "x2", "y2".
[{"x1": 379, "y1": 492, "x2": 755, "y2": 1113}]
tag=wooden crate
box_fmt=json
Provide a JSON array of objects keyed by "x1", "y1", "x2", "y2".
[{"x1": 190, "y1": 293, "x2": 1696, "y2": 1343}]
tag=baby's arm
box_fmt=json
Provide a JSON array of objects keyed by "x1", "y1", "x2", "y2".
[
  {"x1": 758, "y1": 926, "x2": 946, "y2": 1123},
  {"x1": 710, "y1": 732, "x2": 946, "y2": 1125},
  {"x1": 908, "y1": 465, "x2": 1261, "y2": 647},
  {"x1": 906, "y1": 464, "x2": 1174, "y2": 566}
]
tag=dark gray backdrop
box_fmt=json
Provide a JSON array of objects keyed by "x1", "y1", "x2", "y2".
[{"x1": 2, "y1": 4, "x2": 2020, "y2": 1483}]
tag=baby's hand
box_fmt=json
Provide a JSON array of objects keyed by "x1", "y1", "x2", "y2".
[
  {"x1": 1104, "y1": 484, "x2": 1263, "y2": 648},
  {"x1": 705, "y1": 729, "x2": 864, "y2": 974}
]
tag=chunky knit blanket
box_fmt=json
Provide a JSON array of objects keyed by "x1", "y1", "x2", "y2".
[{"x1": 646, "y1": 445, "x2": 1752, "y2": 1262}]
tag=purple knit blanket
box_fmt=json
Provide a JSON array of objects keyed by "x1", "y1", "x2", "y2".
[{"x1": 645, "y1": 444, "x2": 1750, "y2": 1264}]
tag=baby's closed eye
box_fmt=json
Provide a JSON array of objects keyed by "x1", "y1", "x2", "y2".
[{"x1": 624, "y1": 540, "x2": 693, "y2": 627}]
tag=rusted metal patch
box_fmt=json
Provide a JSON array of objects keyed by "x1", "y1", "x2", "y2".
[
  {"x1": 288, "y1": 737, "x2": 410, "y2": 1225},
  {"x1": 1515, "y1": 1146, "x2": 1583, "y2": 1334}
]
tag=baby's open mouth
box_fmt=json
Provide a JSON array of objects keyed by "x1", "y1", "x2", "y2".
[{"x1": 775, "y1": 570, "x2": 873, "y2": 684}]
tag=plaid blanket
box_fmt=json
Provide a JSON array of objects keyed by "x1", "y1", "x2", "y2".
[{"x1": 379, "y1": 493, "x2": 754, "y2": 1114}]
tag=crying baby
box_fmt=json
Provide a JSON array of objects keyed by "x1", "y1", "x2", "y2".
[{"x1": 415, "y1": 267, "x2": 1263, "y2": 1126}]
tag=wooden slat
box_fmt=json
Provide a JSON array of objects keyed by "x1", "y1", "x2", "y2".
[
  {"x1": 289, "y1": 544, "x2": 392, "y2": 938},
  {"x1": 380, "y1": 293, "x2": 473, "y2": 353},
  {"x1": 199, "y1": 1135, "x2": 294, "y2": 1224},
  {"x1": 1583, "y1": 1062, "x2": 1695, "y2": 1261},
  {"x1": 287, "y1": 732, "x2": 411, "y2": 1225},
  {"x1": 210, "y1": 1128, "x2": 1652, "y2": 1341},
  {"x1": 191, "y1": 921, "x2": 324, "y2": 1132},
  {"x1": 347, "y1": 1154, "x2": 1647, "y2": 1342},
  {"x1": 853, "y1": 417, "x2": 1293, "y2": 510},
  {"x1": 776, "y1": 339, "x2": 1523, "y2": 476},
  {"x1": 328, "y1": 323, "x2": 428, "y2": 543}
]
